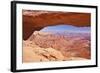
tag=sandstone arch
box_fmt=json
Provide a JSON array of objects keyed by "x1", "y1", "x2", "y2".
[{"x1": 23, "y1": 10, "x2": 90, "y2": 40}]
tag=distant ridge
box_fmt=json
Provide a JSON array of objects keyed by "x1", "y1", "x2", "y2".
[{"x1": 40, "y1": 25, "x2": 90, "y2": 33}]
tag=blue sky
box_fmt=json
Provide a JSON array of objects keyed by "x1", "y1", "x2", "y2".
[{"x1": 40, "y1": 25, "x2": 90, "y2": 33}]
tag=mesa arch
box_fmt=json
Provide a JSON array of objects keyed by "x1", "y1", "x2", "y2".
[{"x1": 23, "y1": 10, "x2": 91, "y2": 40}]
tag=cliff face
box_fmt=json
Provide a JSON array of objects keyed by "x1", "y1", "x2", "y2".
[
  {"x1": 23, "y1": 10, "x2": 91, "y2": 40},
  {"x1": 28, "y1": 31, "x2": 91, "y2": 59}
]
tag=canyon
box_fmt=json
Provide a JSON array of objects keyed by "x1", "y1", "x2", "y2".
[
  {"x1": 23, "y1": 31, "x2": 90, "y2": 62},
  {"x1": 22, "y1": 10, "x2": 91, "y2": 63}
]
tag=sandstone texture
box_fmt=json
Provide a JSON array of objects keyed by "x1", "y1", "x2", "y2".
[{"x1": 23, "y1": 40, "x2": 88, "y2": 63}]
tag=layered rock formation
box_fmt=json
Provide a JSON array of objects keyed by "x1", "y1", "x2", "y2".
[{"x1": 29, "y1": 31, "x2": 90, "y2": 59}]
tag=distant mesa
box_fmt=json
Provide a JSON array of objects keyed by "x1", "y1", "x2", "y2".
[
  {"x1": 40, "y1": 25, "x2": 90, "y2": 33},
  {"x1": 28, "y1": 25, "x2": 90, "y2": 41}
]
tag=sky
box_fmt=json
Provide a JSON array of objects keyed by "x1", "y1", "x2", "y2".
[{"x1": 40, "y1": 25, "x2": 91, "y2": 33}]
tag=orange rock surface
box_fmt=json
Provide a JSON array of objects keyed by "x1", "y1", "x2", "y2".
[{"x1": 23, "y1": 40, "x2": 88, "y2": 63}]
